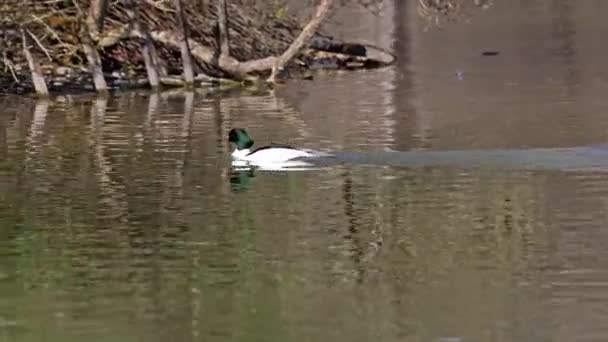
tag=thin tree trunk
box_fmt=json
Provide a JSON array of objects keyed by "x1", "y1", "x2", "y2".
[
  {"x1": 150, "y1": 42, "x2": 168, "y2": 77},
  {"x1": 81, "y1": 27, "x2": 108, "y2": 92},
  {"x1": 21, "y1": 29, "x2": 49, "y2": 97},
  {"x1": 217, "y1": 0, "x2": 229, "y2": 57},
  {"x1": 267, "y1": 0, "x2": 333, "y2": 83},
  {"x1": 142, "y1": 37, "x2": 160, "y2": 88},
  {"x1": 87, "y1": 0, "x2": 109, "y2": 39},
  {"x1": 126, "y1": 0, "x2": 160, "y2": 88},
  {"x1": 174, "y1": 0, "x2": 194, "y2": 85}
]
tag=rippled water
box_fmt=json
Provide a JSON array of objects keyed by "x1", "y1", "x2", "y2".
[{"x1": 2, "y1": 0, "x2": 608, "y2": 341}]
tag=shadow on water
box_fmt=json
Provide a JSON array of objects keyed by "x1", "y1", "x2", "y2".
[{"x1": 328, "y1": 146, "x2": 608, "y2": 171}]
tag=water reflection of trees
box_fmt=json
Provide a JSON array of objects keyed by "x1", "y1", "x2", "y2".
[{"x1": 0, "y1": 91, "x2": 555, "y2": 341}]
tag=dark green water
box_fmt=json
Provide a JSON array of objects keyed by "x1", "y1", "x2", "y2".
[{"x1": 3, "y1": 0, "x2": 608, "y2": 341}]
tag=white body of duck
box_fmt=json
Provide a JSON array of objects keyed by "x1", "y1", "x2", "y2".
[{"x1": 228, "y1": 128, "x2": 328, "y2": 169}]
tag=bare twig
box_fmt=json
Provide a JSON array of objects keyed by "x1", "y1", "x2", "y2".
[
  {"x1": 30, "y1": 14, "x2": 68, "y2": 48},
  {"x1": 145, "y1": 0, "x2": 174, "y2": 12},
  {"x1": 2, "y1": 51, "x2": 20, "y2": 83},
  {"x1": 26, "y1": 29, "x2": 53, "y2": 61}
]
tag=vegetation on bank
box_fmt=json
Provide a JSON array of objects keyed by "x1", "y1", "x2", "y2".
[{"x1": 0, "y1": 0, "x2": 491, "y2": 96}]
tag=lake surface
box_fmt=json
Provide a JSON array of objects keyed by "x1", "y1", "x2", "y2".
[{"x1": 3, "y1": 0, "x2": 608, "y2": 341}]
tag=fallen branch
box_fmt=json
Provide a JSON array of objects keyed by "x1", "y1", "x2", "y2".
[
  {"x1": 160, "y1": 76, "x2": 186, "y2": 86},
  {"x1": 129, "y1": 29, "x2": 276, "y2": 78},
  {"x1": 1, "y1": 0, "x2": 396, "y2": 95},
  {"x1": 92, "y1": 1, "x2": 336, "y2": 82},
  {"x1": 267, "y1": 0, "x2": 333, "y2": 83}
]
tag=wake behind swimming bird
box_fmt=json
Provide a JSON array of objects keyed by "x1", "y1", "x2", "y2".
[
  {"x1": 228, "y1": 128, "x2": 332, "y2": 170},
  {"x1": 229, "y1": 128, "x2": 608, "y2": 172}
]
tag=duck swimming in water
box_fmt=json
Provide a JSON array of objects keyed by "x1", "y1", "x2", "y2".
[{"x1": 228, "y1": 128, "x2": 328, "y2": 169}]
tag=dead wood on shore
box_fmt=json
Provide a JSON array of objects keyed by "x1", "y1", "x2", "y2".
[{"x1": 0, "y1": 0, "x2": 495, "y2": 96}]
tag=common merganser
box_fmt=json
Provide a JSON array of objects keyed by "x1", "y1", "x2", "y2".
[{"x1": 228, "y1": 128, "x2": 328, "y2": 169}]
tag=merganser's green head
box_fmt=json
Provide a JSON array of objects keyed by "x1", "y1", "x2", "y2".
[{"x1": 228, "y1": 128, "x2": 254, "y2": 150}]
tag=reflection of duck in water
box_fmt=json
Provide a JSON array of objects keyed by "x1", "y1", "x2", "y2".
[
  {"x1": 229, "y1": 169, "x2": 255, "y2": 192},
  {"x1": 228, "y1": 128, "x2": 331, "y2": 169}
]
